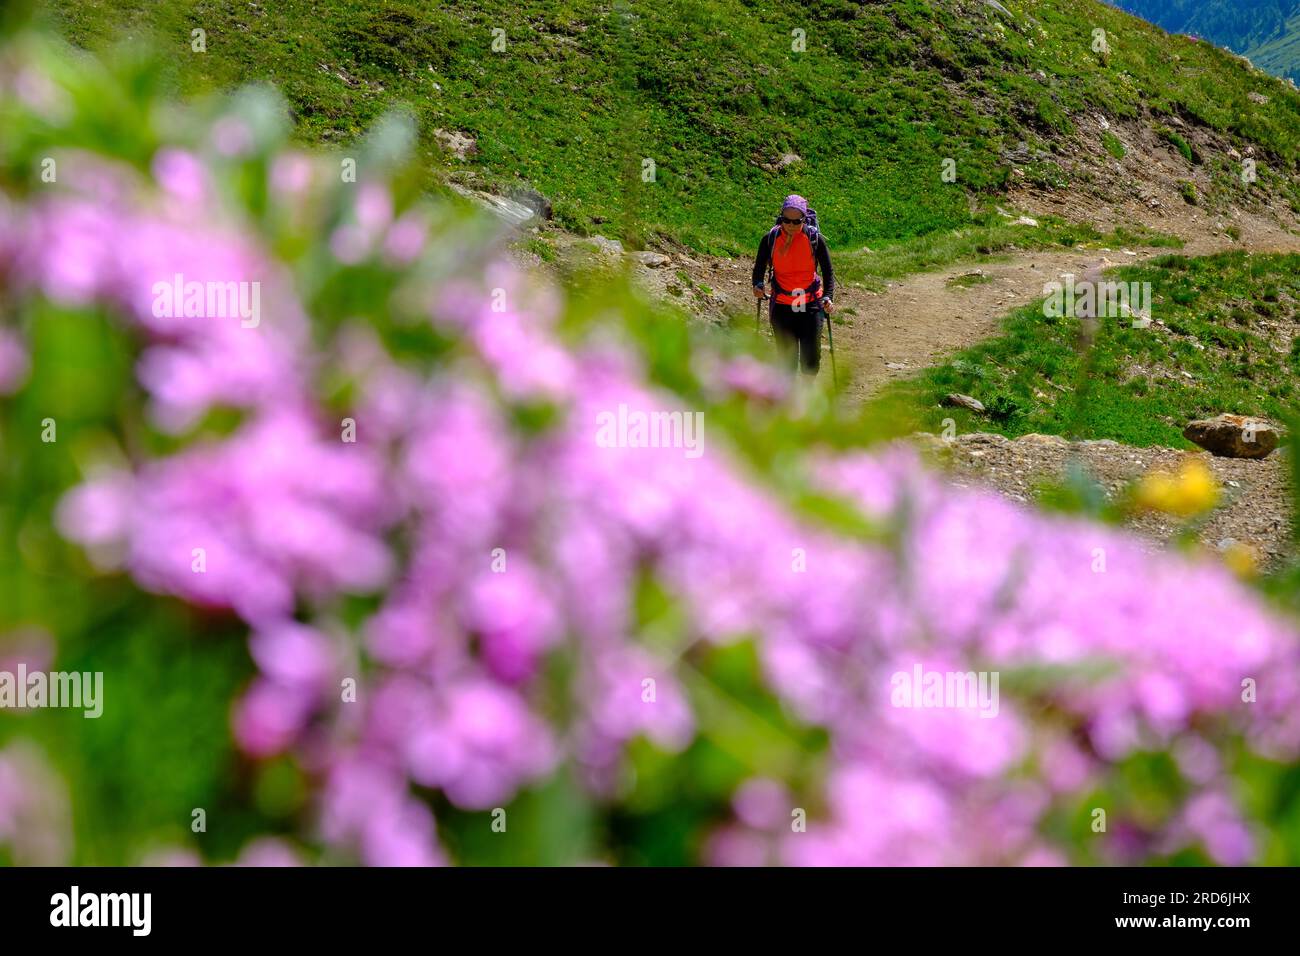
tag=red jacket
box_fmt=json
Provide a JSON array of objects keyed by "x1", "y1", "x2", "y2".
[{"x1": 752, "y1": 225, "x2": 835, "y2": 307}]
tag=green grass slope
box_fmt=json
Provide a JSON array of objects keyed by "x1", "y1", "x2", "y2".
[
  {"x1": 44, "y1": 0, "x2": 1300, "y2": 255},
  {"x1": 890, "y1": 251, "x2": 1300, "y2": 446}
]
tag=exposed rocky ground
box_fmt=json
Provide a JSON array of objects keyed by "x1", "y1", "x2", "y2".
[
  {"x1": 1006, "y1": 109, "x2": 1300, "y2": 248},
  {"x1": 915, "y1": 431, "x2": 1294, "y2": 568}
]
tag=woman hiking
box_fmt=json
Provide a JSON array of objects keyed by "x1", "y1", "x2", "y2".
[{"x1": 751, "y1": 194, "x2": 836, "y2": 378}]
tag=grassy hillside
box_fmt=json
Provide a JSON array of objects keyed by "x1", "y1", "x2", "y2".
[{"x1": 45, "y1": 0, "x2": 1300, "y2": 255}]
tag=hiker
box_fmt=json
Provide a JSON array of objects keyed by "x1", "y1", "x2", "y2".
[{"x1": 752, "y1": 194, "x2": 835, "y2": 376}]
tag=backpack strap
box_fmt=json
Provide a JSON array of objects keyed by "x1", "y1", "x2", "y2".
[{"x1": 764, "y1": 225, "x2": 780, "y2": 286}]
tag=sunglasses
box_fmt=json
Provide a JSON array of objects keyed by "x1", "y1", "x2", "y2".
[{"x1": 779, "y1": 216, "x2": 804, "y2": 225}]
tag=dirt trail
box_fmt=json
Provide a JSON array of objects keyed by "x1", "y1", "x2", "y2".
[
  {"x1": 820, "y1": 211, "x2": 1300, "y2": 569},
  {"x1": 537, "y1": 179, "x2": 1300, "y2": 411},
  {"x1": 834, "y1": 222, "x2": 1300, "y2": 406},
  {"x1": 597, "y1": 197, "x2": 1300, "y2": 407}
]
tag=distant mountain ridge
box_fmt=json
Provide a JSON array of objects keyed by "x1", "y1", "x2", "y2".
[{"x1": 1112, "y1": 0, "x2": 1300, "y2": 82}]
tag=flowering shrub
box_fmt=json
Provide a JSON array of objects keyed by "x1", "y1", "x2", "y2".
[{"x1": 2, "y1": 27, "x2": 1300, "y2": 866}]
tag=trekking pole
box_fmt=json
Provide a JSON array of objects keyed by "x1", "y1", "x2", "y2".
[
  {"x1": 822, "y1": 299, "x2": 838, "y2": 388},
  {"x1": 755, "y1": 293, "x2": 768, "y2": 333}
]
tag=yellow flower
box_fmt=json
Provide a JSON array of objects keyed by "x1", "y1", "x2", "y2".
[
  {"x1": 1135, "y1": 457, "x2": 1219, "y2": 517},
  {"x1": 1222, "y1": 541, "x2": 1260, "y2": 578},
  {"x1": 1135, "y1": 470, "x2": 1176, "y2": 512},
  {"x1": 1172, "y1": 457, "x2": 1219, "y2": 515}
]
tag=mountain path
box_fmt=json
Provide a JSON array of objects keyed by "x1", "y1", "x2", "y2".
[{"x1": 831, "y1": 228, "x2": 1300, "y2": 406}]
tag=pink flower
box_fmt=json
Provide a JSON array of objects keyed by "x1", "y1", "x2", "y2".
[
  {"x1": 578, "y1": 647, "x2": 695, "y2": 761},
  {"x1": 733, "y1": 778, "x2": 793, "y2": 830},
  {"x1": 211, "y1": 116, "x2": 254, "y2": 156},
  {"x1": 463, "y1": 564, "x2": 561, "y2": 684},
  {"x1": 383, "y1": 212, "x2": 428, "y2": 265},
  {"x1": 0, "y1": 743, "x2": 72, "y2": 865},
  {"x1": 0, "y1": 328, "x2": 30, "y2": 395},
  {"x1": 249, "y1": 623, "x2": 337, "y2": 691},
  {"x1": 320, "y1": 759, "x2": 445, "y2": 866},
  {"x1": 233, "y1": 679, "x2": 317, "y2": 758},
  {"x1": 270, "y1": 153, "x2": 314, "y2": 194},
  {"x1": 152, "y1": 149, "x2": 208, "y2": 204},
  {"x1": 233, "y1": 838, "x2": 305, "y2": 867},
  {"x1": 1181, "y1": 792, "x2": 1255, "y2": 865},
  {"x1": 402, "y1": 678, "x2": 556, "y2": 809}
]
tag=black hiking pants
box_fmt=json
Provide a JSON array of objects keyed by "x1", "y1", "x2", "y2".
[{"x1": 770, "y1": 299, "x2": 823, "y2": 375}]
